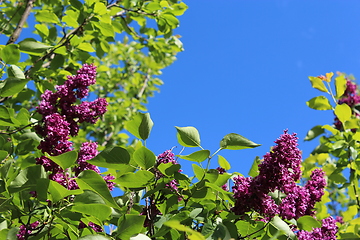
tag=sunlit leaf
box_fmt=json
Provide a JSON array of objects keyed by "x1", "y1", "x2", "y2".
[
  {"x1": 304, "y1": 125, "x2": 325, "y2": 141},
  {"x1": 178, "y1": 150, "x2": 210, "y2": 163},
  {"x1": 47, "y1": 150, "x2": 78, "y2": 170},
  {"x1": 308, "y1": 76, "x2": 328, "y2": 93},
  {"x1": 220, "y1": 133, "x2": 260, "y2": 150},
  {"x1": 218, "y1": 155, "x2": 230, "y2": 170},
  {"x1": 335, "y1": 74, "x2": 347, "y2": 98},
  {"x1": 76, "y1": 170, "x2": 119, "y2": 209},
  {"x1": 175, "y1": 126, "x2": 201, "y2": 147},
  {"x1": 133, "y1": 146, "x2": 156, "y2": 170},
  {"x1": 87, "y1": 147, "x2": 130, "y2": 169},
  {"x1": 306, "y1": 96, "x2": 333, "y2": 110}
]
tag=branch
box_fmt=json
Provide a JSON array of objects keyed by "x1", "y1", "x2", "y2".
[
  {"x1": 0, "y1": 121, "x2": 39, "y2": 135},
  {"x1": 0, "y1": 3, "x2": 22, "y2": 36},
  {"x1": 7, "y1": 0, "x2": 35, "y2": 45},
  {"x1": 135, "y1": 71, "x2": 151, "y2": 100}
]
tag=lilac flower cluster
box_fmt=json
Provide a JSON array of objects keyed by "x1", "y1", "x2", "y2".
[
  {"x1": 17, "y1": 221, "x2": 39, "y2": 240},
  {"x1": 296, "y1": 216, "x2": 338, "y2": 240},
  {"x1": 35, "y1": 64, "x2": 113, "y2": 191},
  {"x1": 231, "y1": 130, "x2": 327, "y2": 221},
  {"x1": 334, "y1": 79, "x2": 360, "y2": 130},
  {"x1": 156, "y1": 150, "x2": 180, "y2": 192}
]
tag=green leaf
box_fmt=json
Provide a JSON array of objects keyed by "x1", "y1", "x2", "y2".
[
  {"x1": 74, "y1": 190, "x2": 106, "y2": 205},
  {"x1": 76, "y1": 170, "x2": 119, "y2": 209},
  {"x1": 304, "y1": 125, "x2": 325, "y2": 141},
  {"x1": 78, "y1": 235, "x2": 111, "y2": 240},
  {"x1": 161, "y1": 13, "x2": 179, "y2": 28},
  {"x1": 0, "y1": 78, "x2": 29, "y2": 97},
  {"x1": 114, "y1": 170, "x2": 154, "y2": 188},
  {"x1": 157, "y1": 163, "x2": 180, "y2": 176},
  {"x1": 7, "y1": 65, "x2": 25, "y2": 79},
  {"x1": 0, "y1": 150, "x2": 7, "y2": 162},
  {"x1": 77, "y1": 42, "x2": 95, "y2": 52},
  {"x1": 35, "y1": 10, "x2": 60, "y2": 24},
  {"x1": 192, "y1": 164, "x2": 204, "y2": 180},
  {"x1": 133, "y1": 146, "x2": 156, "y2": 170},
  {"x1": 178, "y1": 150, "x2": 210, "y2": 163},
  {"x1": 87, "y1": 147, "x2": 130, "y2": 169},
  {"x1": 0, "y1": 44, "x2": 20, "y2": 64},
  {"x1": 218, "y1": 155, "x2": 230, "y2": 170},
  {"x1": 334, "y1": 104, "x2": 352, "y2": 124},
  {"x1": 125, "y1": 113, "x2": 153, "y2": 140},
  {"x1": 15, "y1": 108, "x2": 30, "y2": 125},
  {"x1": 72, "y1": 204, "x2": 111, "y2": 221},
  {"x1": 164, "y1": 220, "x2": 205, "y2": 240},
  {"x1": 296, "y1": 216, "x2": 321, "y2": 231},
  {"x1": 248, "y1": 156, "x2": 260, "y2": 177},
  {"x1": 322, "y1": 125, "x2": 339, "y2": 135},
  {"x1": 47, "y1": 151, "x2": 78, "y2": 170},
  {"x1": 18, "y1": 38, "x2": 51, "y2": 56},
  {"x1": 93, "y1": 22, "x2": 115, "y2": 37},
  {"x1": 0, "y1": 106, "x2": 15, "y2": 126},
  {"x1": 117, "y1": 214, "x2": 146, "y2": 240},
  {"x1": 8, "y1": 165, "x2": 46, "y2": 193},
  {"x1": 306, "y1": 96, "x2": 333, "y2": 110},
  {"x1": 270, "y1": 216, "x2": 296, "y2": 239},
  {"x1": 335, "y1": 74, "x2": 347, "y2": 98},
  {"x1": 175, "y1": 126, "x2": 201, "y2": 147},
  {"x1": 308, "y1": 76, "x2": 328, "y2": 93},
  {"x1": 94, "y1": 2, "x2": 108, "y2": 14},
  {"x1": 220, "y1": 133, "x2": 261, "y2": 150},
  {"x1": 47, "y1": 179, "x2": 83, "y2": 203}
]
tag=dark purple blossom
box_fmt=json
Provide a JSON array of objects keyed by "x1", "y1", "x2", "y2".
[
  {"x1": 296, "y1": 216, "x2": 337, "y2": 240},
  {"x1": 35, "y1": 64, "x2": 110, "y2": 190},
  {"x1": 17, "y1": 221, "x2": 39, "y2": 240},
  {"x1": 231, "y1": 130, "x2": 326, "y2": 221},
  {"x1": 257, "y1": 130, "x2": 302, "y2": 194},
  {"x1": 74, "y1": 142, "x2": 100, "y2": 176},
  {"x1": 103, "y1": 174, "x2": 115, "y2": 191}
]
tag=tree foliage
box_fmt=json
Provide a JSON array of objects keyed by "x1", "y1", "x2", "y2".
[{"x1": 0, "y1": 1, "x2": 359, "y2": 239}]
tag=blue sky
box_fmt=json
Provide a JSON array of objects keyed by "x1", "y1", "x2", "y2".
[{"x1": 145, "y1": 1, "x2": 360, "y2": 175}]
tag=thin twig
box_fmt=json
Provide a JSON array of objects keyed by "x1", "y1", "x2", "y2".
[
  {"x1": 136, "y1": 71, "x2": 151, "y2": 99},
  {"x1": 0, "y1": 121, "x2": 39, "y2": 135},
  {"x1": 7, "y1": 0, "x2": 35, "y2": 45},
  {"x1": 0, "y1": 3, "x2": 22, "y2": 36}
]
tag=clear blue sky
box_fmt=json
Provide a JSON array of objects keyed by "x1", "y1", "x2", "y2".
[{"x1": 145, "y1": 1, "x2": 360, "y2": 175}]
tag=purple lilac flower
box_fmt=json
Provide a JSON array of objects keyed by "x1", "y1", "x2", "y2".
[
  {"x1": 17, "y1": 221, "x2": 39, "y2": 240},
  {"x1": 304, "y1": 169, "x2": 326, "y2": 215},
  {"x1": 296, "y1": 216, "x2": 337, "y2": 240},
  {"x1": 35, "y1": 64, "x2": 110, "y2": 190},
  {"x1": 155, "y1": 150, "x2": 183, "y2": 201},
  {"x1": 334, "y1": 79, "x2": 360, "y2": 130},
  {"x1": 103, "y1": 174, "x2": 115, "y2": 191},
  {"x1": 232, "y1": 176, "x2": 279, "y2": 219},
  {"x1": 257, "y1": 130, "x2": 302, "y2": 194},
  {"x1": 74, "y1": 142, "x2": 100, "y2": 176},
  {"x1": 231, "y1": 130, "x2": 326, "y2": 221}
]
